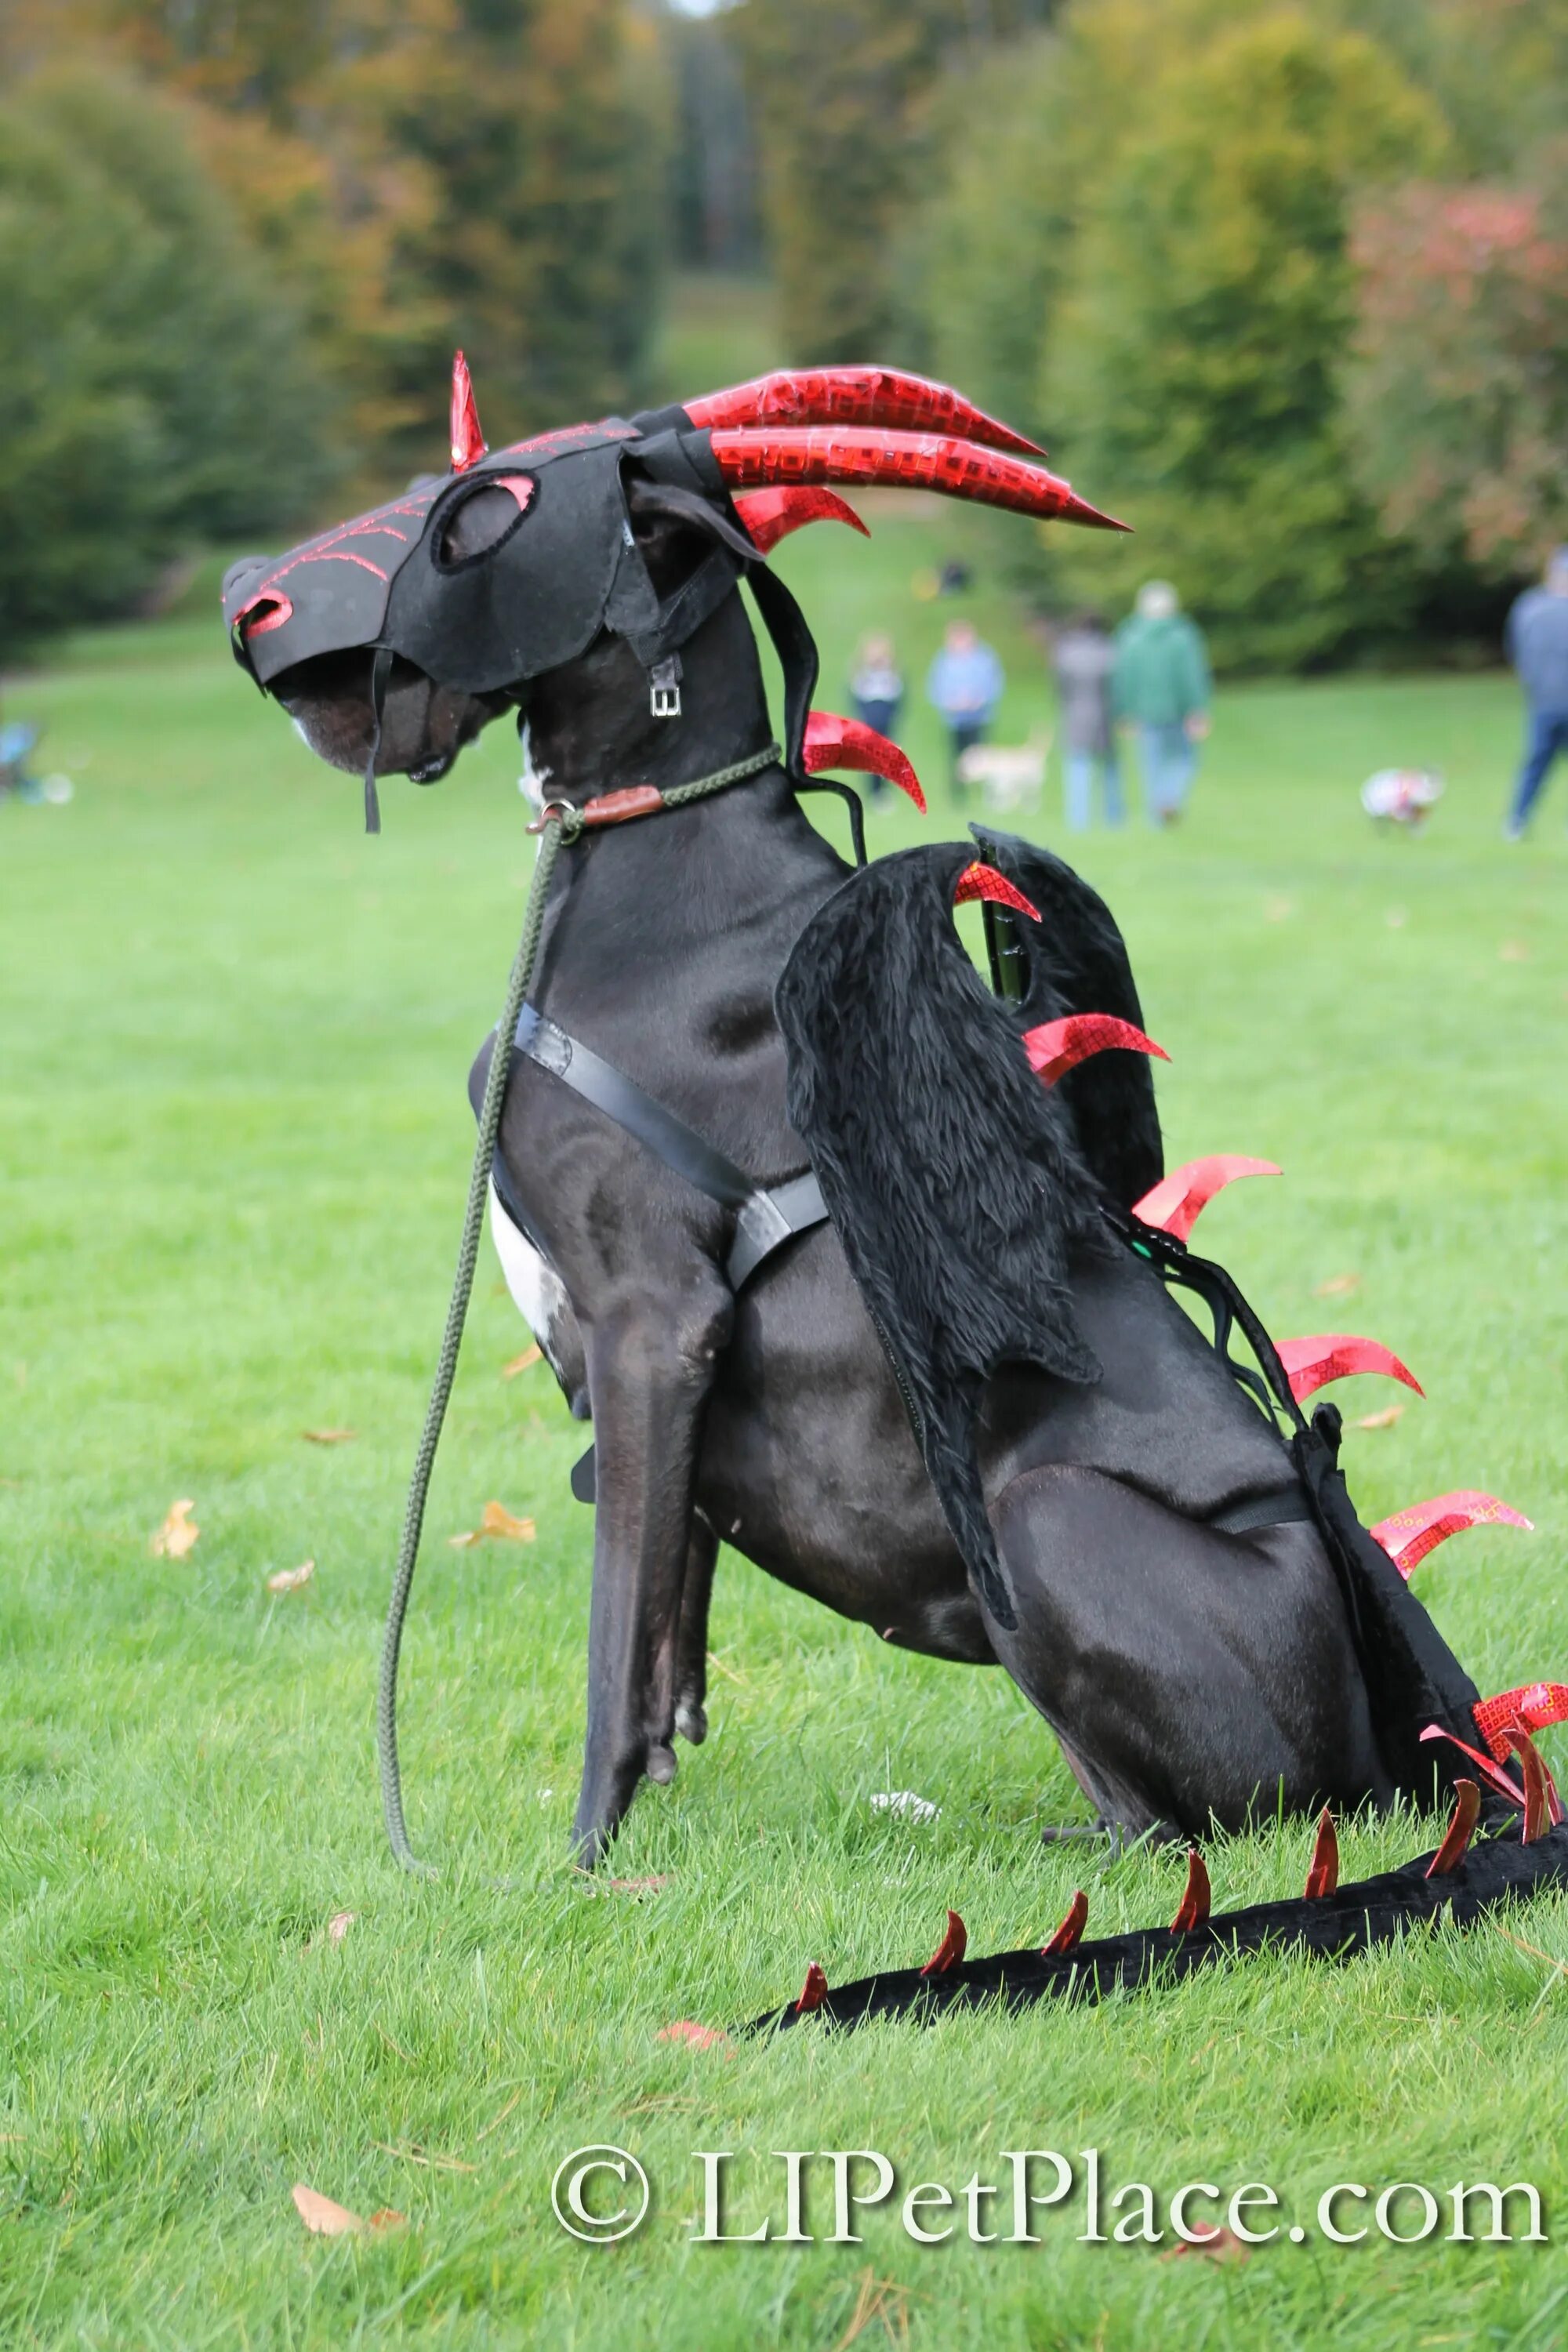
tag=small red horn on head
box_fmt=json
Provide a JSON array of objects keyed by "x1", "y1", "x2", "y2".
[
  {"x1": 707, "y1": 426, "x2": 1127, "y2": 532},
  {"x1": 684, "y1": 367, "x2": 1048, "y2": 459},
  {"x1": 733, "y1": 485, "x2": 869, "y2": 555},
  {"x1": 804, "y1": 709, "x2": 925, "y2": 812},
  {"x1": 450, "y1": 350, "x2": 487, "y2": 474}
]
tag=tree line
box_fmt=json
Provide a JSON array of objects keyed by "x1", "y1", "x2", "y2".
[{"x1": 1, "y1": 0, "x2": 1563, "y2": 668}]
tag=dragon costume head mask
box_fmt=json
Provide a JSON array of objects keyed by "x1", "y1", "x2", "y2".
[{"x1": 223, "y1": 354, "x2": 1123, "y2": 827}]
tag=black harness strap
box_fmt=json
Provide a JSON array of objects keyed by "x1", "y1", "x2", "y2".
[{"x1": 505, "y1": 1004, "x2": 829, "y2": 1294}]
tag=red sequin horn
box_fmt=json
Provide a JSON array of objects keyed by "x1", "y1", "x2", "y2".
[
  {"x1": 804, "y1": 709, "x2": 925, "y2": 813},
  {"x1": 707, "y1": 427, "x2": 1127, "y2": 532},
  {"x1": 684, "y1": 367, "x2": 1049, "y2": 458},
  {"x1": 1370, "y1": 1490, "x2": 1533, "y2": 1581},
  {"x1": 733, "y1": 486, "x2": 869, "y2": 555},
  {"x1": 450, "y1": 350, "x2": 487, "y2": 474}
]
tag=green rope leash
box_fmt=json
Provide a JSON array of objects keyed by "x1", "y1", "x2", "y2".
[{"x1": 376, "y1": 742, "x2": 780, "y2": 1875}]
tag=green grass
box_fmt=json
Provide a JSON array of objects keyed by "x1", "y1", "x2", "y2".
[{"x1": 3, "y1": 499, "x2": 1568, "y2": 2352}]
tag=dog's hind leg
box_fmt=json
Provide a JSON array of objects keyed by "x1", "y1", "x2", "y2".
[
  {"x1": 673, "y1": 1515, "x2": 718, "y2": 1748},
  {"x1": 986, "y1": 1464, "x2": 1391, "y2": 1842}
]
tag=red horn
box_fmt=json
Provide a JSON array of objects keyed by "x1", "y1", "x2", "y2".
[
  {"x1": 1273, "y1": 1334, "x2": 1423, "y2": 1404},
  {"x1": 734, "y1": 485, "x2": 869, "y2": 555},
  {"x1": 1419, "y1": 1722, "x2": 1525, "y2": 1805},
  {"x1": 1132, "y1": 1154, "x2": 1280, "y2": 1243},
  {"x1": 1425, "y1": 1778, "x2": 1480, "y2": 1876},
  {"x1": 1370, "y1": 1490, "x2": 1533, "y2": 1581},
  {"x1": 1471, "y1": 1682, "x2": 1568, "y2": 1762},
  {"x1": 1303, "y1": 1807, "x2": 1339, "y2": 1899},
  {"x1": 450, "y1": 349, "x2": 487, "y2": 474},
  {"x1": 954, "y1": 862, "x2": 1040, "y2": 920},
  {"x1": 804, "y1": 709, "x2": 925, "y2": 813},
  {"x1": 1040, "y1": 1889, "x2": 1088, "y2": 1957},
  {"x1": 920, "y1": 1909, "x2": 968, "y2": 1976},
  {"x1": 685, "y1": 366, "x2": 1048, "y2": 459},
  {"x1": 1022, "y1": 1014, "x2": 1168, "y2": 1088},
  {"x1": 1170, "y1": 1849, "x2": 1211, "y2": 1932},
  {"x1": 707, "y1": 426, "x2": 1127, "y2": 532}
]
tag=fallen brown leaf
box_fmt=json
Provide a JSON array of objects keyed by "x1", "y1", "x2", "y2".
[
  {"x1": 267, "y1": 1559, "x2": 315, "y2": 1594},
  {"x1": 1354, "y1": 1403, "x2": 1405, "y2": 1431},
  {"x1": 327, "y1": 1909, "x2": 357, "y2": 1947},
  {"x1": 448, "y1": 1499, "x2": 535, "y2": 1548},
  {"x1": 151, "y1": 1498, "x2": 199, "y2": 1559},
  {"x1": 656, "y1": 2020, "x2": 735, "y2": 2056},
  {"x1": 1500, "y1": 940, "x2": 1530, "y2": 963},
  {"x1": 1160, "y1": 2223, "x2": 1250, "y2": 2264},
  {"x1": 608, "y1": 1874, "x2": 671, "y2": 1896},
  {"x1": 367, "y1": 2209, "x2": 407, "y2": 2232},
  {"x1": 1314, "y1": 1272, "x2": 1362, "y2": 1300},
  {"x1": 502, "y1": 1346, "x2": 543, "y2": 1378},
  {"x1": 292, "y1": 2182, "x2": 361, "y2": 2236},
  {"x1": 301, "y1": 1428, "x2": 357, "y2": 1445}
]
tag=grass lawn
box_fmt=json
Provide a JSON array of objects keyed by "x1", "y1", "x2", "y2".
[{"x1": 3, "y1": 494, "x2": 1568, "y2": 2352}]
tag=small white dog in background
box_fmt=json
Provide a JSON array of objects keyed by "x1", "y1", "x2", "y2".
[
  {"x1": 1361, "y1": 768, "x2": 1443, "y2": 829},
  {"x1": 957, "y1": 723, "x2": 1054, "y2": 812}
]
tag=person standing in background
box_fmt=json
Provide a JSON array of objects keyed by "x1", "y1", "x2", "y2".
[
  {"x1": 1051, "y1": 612, "x2": 1122, "y2": 831},
  {"x1": 927, "y1": 618, "x2": 1004, "y2": 800},
  {"x1": 1502, "y1": 547, "x2": 1568, "y2": 840},
  {"x1": 1112, "y1": 581, "x2": 1211, "y2": 826},
  {"x1": 848, "y1": 632, "x2": 905, "y2": 801}
]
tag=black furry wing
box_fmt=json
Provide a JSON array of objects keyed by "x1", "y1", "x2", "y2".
[
  {"x1": 775, "y1": 843, "x2": 1108, "y2": 1629},
  {"x1": 969, "y1": 823, "x2": 1163, "y2": 1210}
]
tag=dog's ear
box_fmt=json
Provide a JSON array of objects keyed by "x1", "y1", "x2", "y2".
[{"x1": 623, "y1": 472, "x2": 756, "y2": 593}]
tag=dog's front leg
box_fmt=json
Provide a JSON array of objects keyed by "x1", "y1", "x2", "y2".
[{"x1": 572, "y1": 1280, "x2": 731, "y2": 1864}]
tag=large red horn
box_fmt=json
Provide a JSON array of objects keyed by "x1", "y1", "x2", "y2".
[
  {"x1": 1273, "y1": 1334, "x2": 1423, "y2": 1404},
  {"x1": 685, "y1": 367, "x2": 1047, "y2": 459},
  {"x1": 804, "y1": 709, "x2": 925, "y2": 812},
  {"x1": 450, "y1": 349, "x2": 487, "y2": 474},
  {"x1": 1370, "y1": 1490, "x2": 1533, "y2": 1581},
  {"x1": 707, "y1": 426, "x2": 1127, "y2": 532},
  {"x1": 734, "y1": 486, "x2": 869, "y2": 554}
]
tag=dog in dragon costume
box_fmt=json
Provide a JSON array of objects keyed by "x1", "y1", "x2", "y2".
[{"x1": 225, "y1": 357, "x2": 1566, "y2": 2027}]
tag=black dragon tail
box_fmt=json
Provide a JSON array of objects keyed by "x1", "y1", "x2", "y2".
[{"x1": 751, "y1": 1751, "x2": 1568, "y2": 2034}]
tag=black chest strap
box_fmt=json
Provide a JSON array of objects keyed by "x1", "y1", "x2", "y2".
[{"x1": 499, "y1": 1004, "x2": 829, "y2": 1294}]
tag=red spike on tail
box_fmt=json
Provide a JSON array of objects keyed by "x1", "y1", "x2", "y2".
[
  {"x1": 733, "y1": 485, "x2": 869, "y2": 554},
  {"x1": 1132, "y1": 1155, "x2": 1280, "y2": 1243},
  {"x1": 1425, "y1": 1779, "x2": 1481, "y2": 1876},
  {"x1": 1171, "y1": 1849, "x2": 1211, "y2": 1932},
  {"x1": 449, "y1": 350, "x2": 487, "y2": 474},
  {"x1": 1420, "y1": 1722, "x2": 1526, "y2": 1806},
  {"x1": 1041, "y1": 1889, "x2": 1088, "y2": 1956},
  {"x1": 920, "y1": 1910, "x2": 967, "y2": 1976},
  {"x1": 1022, "y1": 1014, "x2": 1169, "y2": 1089},
  {"x1": 795, "y1": 1962, "x2": 829, "y2": 2013},
  {"x1": 707, "y1": 426, "x2": 1127, "y2": 532},
  {"x1": 685, "y1": 367, "x2": 1049, "y2": 458},
  {"x1": 1472, "y1": 1682, "x2": 1568, "y2": 1762},
  {"x1": 1370, "y1": 1491, "x2": 1533, "y2": 1581},
  {"x1": 954, "y1": 862, "x2": 1040, "y2": 920},
  {"x1": 1274, "y1": 1334, "x2": 1423, "y2": 1404},
  {"x1": 804, "y1": 709, "x2": 925, "y2": 812},
  {"x1": 1304, "y1": 1808, "x2": 1339, "y2": 1899},
  {"x1": 1509, "y1": 1724, "x2": 1555, "y2": 1842}
]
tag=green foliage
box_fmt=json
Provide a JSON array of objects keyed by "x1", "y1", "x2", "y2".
[
  {"x1": 1345, "y1": 172, "x2": 1568, "y2": 581},
  {"x1": 0, "y1": 67, "x2": 338, "y2": 654},
  {"x1": 1039, "y1": 12, "x2": 1444, "y2": 669}
]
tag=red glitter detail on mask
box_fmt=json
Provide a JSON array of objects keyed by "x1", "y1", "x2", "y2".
[
  {"x1": 1022, "y1": 1014, "x2": 1168, "y2": 1088},
  {"x1": 708, "y1": 427, "x2": 1127, "y2": 532},
  {"x1": 1419, "y1": 1722, "x2": 1525, "y2": 1805},
  {"x1": 1132, "y1": 1154, "x2": 1279, "y2": 1242},
  {"x1": 1370, "y1": 1491, "x2": 1533, "y2": 1580},
  {"x1": 685, "y1": 367, "x2": 1049, "y2": 459},
  {"x1": 953, "y1": 861, "x2": 1040, "y2": 920},
  {"x1": 804, "y1": 708, "x2": 925, "y2": 812},
  {"x1": 1274, "y1": 1334, "x2": 1423, "y2": 1404}
]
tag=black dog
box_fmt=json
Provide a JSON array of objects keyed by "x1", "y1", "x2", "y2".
[{"x1": 223, "y1": 361, "x2": 1553, "y2": 1887}]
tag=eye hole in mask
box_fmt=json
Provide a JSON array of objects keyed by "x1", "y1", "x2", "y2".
[{"x1": 436, "y1": 474, "x2": 535, "y2": 569}]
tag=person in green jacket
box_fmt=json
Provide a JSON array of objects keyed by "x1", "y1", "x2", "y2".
[{"x1": 1112, "y1": 581, "x2": 1211, "y2": 826}]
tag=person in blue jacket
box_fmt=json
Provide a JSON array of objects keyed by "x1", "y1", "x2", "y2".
[
  {"x1": 927, "y1": 619, "x2": 1004, "y2": 800},
  {"x1": 1503, "y1": 547, "x2": 1568, "y2": 840}
]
